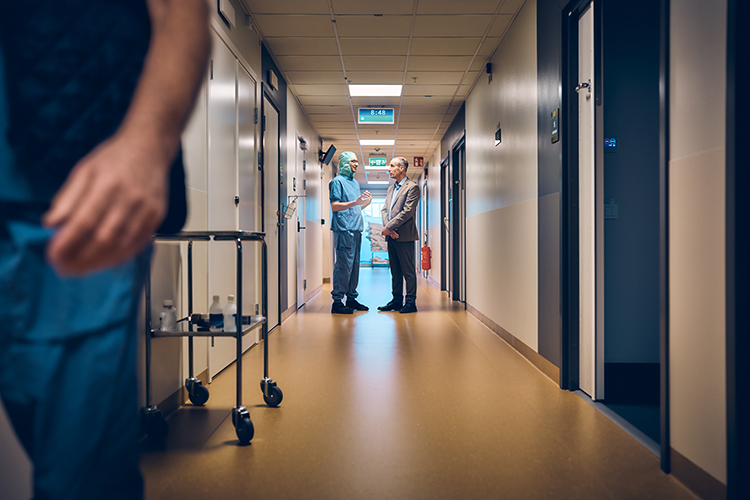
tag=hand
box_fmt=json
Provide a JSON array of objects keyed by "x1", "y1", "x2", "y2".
[
  {"x1": 43, "y1": 133, "x2": 170, "y2": 276},
  {"x1": 358, "y1": 191, "x2": 372, "y2": 206}
]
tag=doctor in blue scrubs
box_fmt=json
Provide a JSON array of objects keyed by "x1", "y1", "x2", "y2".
[
  {"x1": 0, "y1": 1, "x2": 210, "y2": 498},
  {"x1": 329, "y1": 152, "x2": 372, "y2": 314}
]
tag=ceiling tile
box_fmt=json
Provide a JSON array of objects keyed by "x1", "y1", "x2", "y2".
[
  {"x1": 398, "y1": 121, "x2": 442, "y2": 130},
  {"x1": 294, "y1": 85, "x2": 350, "y2": 96},
  {"x1": 343, "y1": 56, "x2": 406, "y2": 71},
  {"x1": 276, "y1": 56, "x2": 342, "y2": 71},
  {"x1": 397, "y1": 113, "x2": 445, "y2": 121},
  {"x1": 253, "y1": 15, "x2": 333, "y2": 37},
  {"x1": 414, "y1": 16, "x2": 492, "y2": 37},
  {"x1": 310, "y1": 114, "x2": 356, "y2": 121},
  {"x1": 331, "y1": 0, "x2": 413, "y2": 15},
  {"x1": 417, "y1": 0, "x2": 503, "y2": 15},
  {"x1": 410, "y1": 38, "x2": 482, "y2": 56},
  {"x1": 456, "y1": 84, "x2": 474, "y2": 97},
  {"x1": 406, "y1": 72, "x2": 465, "y2": 85},
  {"x1": 461, "y1": 71, "x2": 481, "y2": 85},
  {"x1": 350, "y1": 96, "x2": 402, "y2": 106},
  {"x1": 339, "y1": 38, "x2": 409, "y2": 56},
  {"x1": 499, "y1": 0, "x2": 527, "y2": 15},
  {"x1": 402, "y1": 84, "x2": 457, "y2": 96},
  {"x1": 335, "y1": 16, "x2": 413, "y2": 37},
  {"x1": 246, "y1": 0, "x2": 330, "y2": 14},
  {"x1": 488, "y1": 15, "x2": 513, "y2": 37},
  {"x1": 469, "y1": 59, "x2": 487, "y2": 72},
  {"x1": 297, "y1": 95, "x2": 351, "y2": 106},
  {"x1": 285, "y1": 71, "x2": 346, "y2": 85},
  {"x1": 397, "y1": 104, "x2": 452, "y2": 114},
  {"x1": 402, "y1": 96, "x2": 453, "y2": 105},
  {"x1": 477, "y1": 37, "x2": 500, "y2": 56},
  {"x1": 345, "y1": 72, "x2": 404, "y2": 84},
  {"x1": 265, "y1": 38, "x2": 339, "y2": 56},
  {"x1": 306, "y1": 105, "x2": 352, "y2": 114},
  {"x1": 408, "y1": 56, "x2": 473, "y2": 72}
]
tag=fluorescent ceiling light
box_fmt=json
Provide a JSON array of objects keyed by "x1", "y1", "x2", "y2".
[
  {"x1": 367, "y1": 181, "x2": 390, "y2": 185},
  {"x1": 360, "y1": 139, "x2": 395, "y2": 146},
  {"x1": 365, "y1": 166, "x2": 390, "y2": 170},
  {"x1": 349, "y1": 85, "x2": 402, "y2": 97}
]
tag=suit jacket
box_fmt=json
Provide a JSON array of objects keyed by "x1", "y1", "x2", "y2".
[{"x1": 381, "y1": 178, "x2": 421, "y2": 241}]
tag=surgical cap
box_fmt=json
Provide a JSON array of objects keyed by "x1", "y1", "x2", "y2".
[{"x1": 338, "y1": 151, "x2": 357, "y2": 179}]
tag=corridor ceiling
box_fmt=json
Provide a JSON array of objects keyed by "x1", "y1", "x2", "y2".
[{"x1": 241, "y1": 0, "x2": 526, "y2": 186}]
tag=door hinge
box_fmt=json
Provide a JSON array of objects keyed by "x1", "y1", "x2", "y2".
[
  {"x1": 304, "y1": 279, "x2": 307, "y2": 290},
  {"x1": 303, "y1": 179, "x2": 307, "y2": 190},
  {"x1": 210, "y1": 60, "x2": 213, "y2": 80},
  {"x1": 234, "y1": 196, "x2": 240, "y2": 206},
  {"x1": 262, "y1": 115, "x2": 266, "y2": 131},
  {"x1": 254, "y1": 108, "x2": 258, "y2": 124},
  {"x1": 258, "y1": 151, "x2": 263, "y2": 170}
]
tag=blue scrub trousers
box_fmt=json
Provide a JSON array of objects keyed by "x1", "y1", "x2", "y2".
[
  {"x1": 0, "y1": 211, "x2": 147, "y2": 500},
  {"x1": 331, "y1": 230, "x2": 361, "y2": 303}
]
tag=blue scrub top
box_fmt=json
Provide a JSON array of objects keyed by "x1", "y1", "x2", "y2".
[{"x1": 329, "y1": 174, "x2": 363, "y2": 232}]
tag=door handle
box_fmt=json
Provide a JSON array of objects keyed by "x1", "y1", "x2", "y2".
[{"x1": 575, "y1": 79, "x2": 592, "y2": 93}]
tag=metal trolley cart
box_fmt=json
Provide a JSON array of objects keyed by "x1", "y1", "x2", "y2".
[{"x1": 141, "y1": 231, "x2": 282, "y2": 445}]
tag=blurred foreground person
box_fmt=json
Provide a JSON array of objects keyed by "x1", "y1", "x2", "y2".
[{"x1": 0, "y1": 1, "x2": 210, "y2": 498}]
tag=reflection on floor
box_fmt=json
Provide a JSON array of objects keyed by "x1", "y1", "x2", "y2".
[
  {"x1": 605, "y1": 403, "x2": 660, "y2": 444},
  {"x1": 140, "y1": 268, "x2": 696, "y2": 500}
]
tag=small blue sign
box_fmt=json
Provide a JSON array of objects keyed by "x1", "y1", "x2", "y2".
[{"x1": 358, "y1": 108, "x2": 394, "y2": 124}]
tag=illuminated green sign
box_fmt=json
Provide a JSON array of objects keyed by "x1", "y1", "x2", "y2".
[
  {"x1": 358, "y1": 108, "x2": 394, "y2": 124},
  {"x1": 369, "y1": 157, "x2": 387, "y2": 167}
]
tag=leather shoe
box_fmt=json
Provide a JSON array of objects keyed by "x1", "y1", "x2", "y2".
[
  {"x1": 399, "y1": 303, "x2": 417, "y2": 314},
  {"x1": 346, "y1": 298, "x2": 369, "y2": 311},
  {"x1": 331, "y1": 301, "x2": 354, "y2": 314},
  {"x1": 377, "y1": 301, "x2": 402, "y2": 312}
]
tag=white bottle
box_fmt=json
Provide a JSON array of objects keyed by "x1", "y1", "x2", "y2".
[
  {"x1": 209, "y1": 295, "x2": 223, "y2": 332},
  {"x1": 160, "y1": 300, "x2": 177, "y2": 332},
  {"x1": 224, "y1": 295, "x2": 237, "y2": 333}
]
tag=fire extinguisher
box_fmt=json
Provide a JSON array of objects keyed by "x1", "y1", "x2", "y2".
[{"x1": 421, "y1": 245, "x2": 431, "y2": 270}]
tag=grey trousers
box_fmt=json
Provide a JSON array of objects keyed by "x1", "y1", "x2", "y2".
[
  {"x1": 387, "y1": 237, "x2": 417, "y2": 305},
  {"x1": 331, "y1": 230, "x2": 362, "y2": 302}
]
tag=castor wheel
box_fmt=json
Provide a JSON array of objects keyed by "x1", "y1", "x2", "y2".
[
  {"x1": 188, "y1": 382, "x2": 209, "y2": 406},
  {"x1": 260, "y1": 378, "x2": 283, "y2": 408},
  {"x1": 233, "y1": 407, "x2": 254, "y2": 444},
  {"x1": 142, "y1": 407, "x2": 168, "y2": 442}
]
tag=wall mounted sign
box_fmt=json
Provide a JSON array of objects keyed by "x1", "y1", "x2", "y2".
[
  {"x1": 413, "y1": 157, "x2": 424, "y2": 168},
  {"x1": 604, "y1": 137, "x2": 618, "y2": 152},
  {"x1": 551, "y1": 108, "x2": 559, "y2": 144},
  {"x1": 368, "y1": 156, "x2": 388, "y2": 167},
  {"x1": 358, "y1": 108, "x2": 394, "y2": 124}
]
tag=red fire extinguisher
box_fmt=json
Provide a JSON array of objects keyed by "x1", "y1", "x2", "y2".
[{"x1": 421, "y1": 245, "x2": 431, "y2": 270}]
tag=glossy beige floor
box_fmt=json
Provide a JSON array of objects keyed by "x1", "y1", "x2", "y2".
[{"x1": 141, "y1": 268, "x2": 696, "y2": 500}]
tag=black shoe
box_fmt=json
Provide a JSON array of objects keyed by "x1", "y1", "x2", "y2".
[
  {"x1": 346, "y1": 298, "x2": 369, "y2": 311},
  {"x1": 332, "y1": 301, "x2": 354, "y2": 314},
  {"x1": 399, "y1": 303, "x2": 417, "y2": 314},
  {"x1": 377, "y1": 301, "x2": 402, "y2": 312}
]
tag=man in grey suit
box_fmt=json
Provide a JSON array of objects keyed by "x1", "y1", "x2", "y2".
[{"x1": 378, "y1": 157, "x2": 421, "y2": 313}]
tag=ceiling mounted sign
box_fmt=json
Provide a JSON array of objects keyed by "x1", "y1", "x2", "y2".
[{"x1": 358, "y1": 108, "x2": 394, "y2": 125}]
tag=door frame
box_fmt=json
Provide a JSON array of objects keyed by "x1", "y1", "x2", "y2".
[
  {"x1": 451, "y1": 135, "x2": 467, "y2": 305},
  {"x1": 440, "y1": 154, "x2": 450, "y2": 291},
  {"x1": 261, "y1": 85, "x2": 282, "y2": 329},
  {"x1": 561, "y1": 0, "x2": 671, "y2": 472}
]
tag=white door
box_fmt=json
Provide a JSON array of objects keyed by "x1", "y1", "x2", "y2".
[
  {"x1": 207, "y1": 31, "x2": 239, "y2": 378},
  {"x1": 296, "y1": 141, "x2": 307, "y2": 308},
  {"x1": 237, "y1": 65, "x2": 260, "y2": 349},
  {"x1": 578, "y1": 3, "x2": 604, "y2": 400},
  {"x1": 263, "y1": 97, "x2": 280, "y2": 330}
]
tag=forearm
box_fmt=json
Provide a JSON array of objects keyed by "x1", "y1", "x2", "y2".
[
  {"x1": 331, "y1": 200, "x2": 358, "y2": 212},
  {"x1": 118, "y1": 0, "x2": 210, "y2": 171}
]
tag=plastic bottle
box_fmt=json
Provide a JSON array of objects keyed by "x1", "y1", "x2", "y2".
[
  {"x1": 209, "y1": 295, "x2": 223, "y2": 332},
  {"x1": 224, "y1": 295, "x2": 237, "y2": 333},
  {"x1": 160, "y1": 300, "x2": 177, "y2": 332}
]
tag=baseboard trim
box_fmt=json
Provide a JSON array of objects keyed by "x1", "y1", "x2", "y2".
[
  {"x1": 281, "y1": 304, "x2": 297, "y2": 323},
  {"x1": 323, "y1": 277, "x2": 331, "y2": 283},
  {"x1": 671, "y1": 448, "x2": 726, "y2": 500},
  {"x1": 307, "y1": 284, "x2": 323, "y2": 301},
  {"x1": 427, "y1": 276, "x2": 440, "y2": 288},
  {"x1": 466, "y1": 303, "x2": 560, "y2": 384}
]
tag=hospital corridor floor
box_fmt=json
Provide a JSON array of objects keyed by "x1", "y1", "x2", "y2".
[{"x1": 140, "y1": 268, "x2": 696, "y2": 500}]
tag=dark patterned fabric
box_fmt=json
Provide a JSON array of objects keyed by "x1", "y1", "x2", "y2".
[{"x1": 0, "y1": 0, "x2": 187, "y2": 233}]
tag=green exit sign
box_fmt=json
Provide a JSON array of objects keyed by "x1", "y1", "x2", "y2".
[
  {"x1": 358, "y1": 108, "x2": 394, "y2": 124},
  {"x1": 369, "y1": 157, "x2": 387, "y2": 167}
]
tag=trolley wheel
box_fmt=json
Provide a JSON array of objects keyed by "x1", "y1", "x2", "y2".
[
  {"x1": 147, "y1": 413, "x2": 169, "y2": 442},
  {"x1": 235, "y1": 416, "x2": 254, "y2": 445},
  {"x1": 263, "y1": 384, "x2": 283, "y2": 408},
  {"x1": 188, "y1": 383, "x2": 210, "y2": 406}
]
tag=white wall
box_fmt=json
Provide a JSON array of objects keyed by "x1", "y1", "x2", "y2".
[
  {"x1": 425, "y1": 147, "x2": 442, "y2": 284},
  {"x1": 669, "y1": 0, "x2": 727, "y2": 484},
  {"x1": 464, "y1": 0, "x2": 539, "y2": 350}
]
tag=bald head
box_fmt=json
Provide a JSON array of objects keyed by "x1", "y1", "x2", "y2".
[{"x1": 388, "y1": 157, "x2": 408, "y2": 183}]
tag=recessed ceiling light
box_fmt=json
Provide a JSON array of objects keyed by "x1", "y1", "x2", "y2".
[
  {"x1": 365, "y1": 166, "x2": 390, "y2": 170},
  {"x1": 349, "y1": 85, "x2": 402, "y2": 97},
  {"x1": 360, "y1": 139, "x2": 395, "y2": 146},
  {"x1": 367, "y1": 181, "x2": 390, "y2": 185}
]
